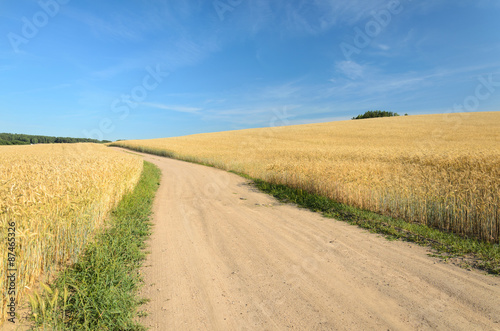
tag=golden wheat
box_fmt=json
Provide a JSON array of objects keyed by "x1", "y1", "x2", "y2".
[
  {"x1": 115, "y1": 112, "x2": 500, "y2": 242},
  {"x1": 0, "y1": 143, "x2": 142, "y2": 323}
]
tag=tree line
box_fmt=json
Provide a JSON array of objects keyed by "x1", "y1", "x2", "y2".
[
  {"x1": 352, "y1": 110, "x2": 402, "y2": 120},
  {"x1": 0, "y1": 133, "x2": 111, "y2": 145}
]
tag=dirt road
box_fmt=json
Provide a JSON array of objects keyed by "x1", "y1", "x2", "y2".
[{"x1": 115, "y1": 148, "x2": 500, "y2": 330}]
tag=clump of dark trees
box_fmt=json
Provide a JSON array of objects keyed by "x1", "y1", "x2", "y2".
[
  {"x1": 0, "y1": 133, "x2": 110, "y2": 145},
  {"x1": 352, "y1": 110, "x2": 405, "y2": 120}
]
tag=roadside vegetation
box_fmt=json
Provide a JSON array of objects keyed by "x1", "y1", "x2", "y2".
[{"x1": 29, "y1": 161, "x2": 160, "y2": 330}]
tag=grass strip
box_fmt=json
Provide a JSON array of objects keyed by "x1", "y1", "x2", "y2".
[
  {"x1": 29, "y1": 161, "x2": 161, "y2": 330},
  {"x1": 109, "y1": 144, "x2": 500, "y2": 275}
]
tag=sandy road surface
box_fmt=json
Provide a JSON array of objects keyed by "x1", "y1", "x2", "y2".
[{"x1": 114, "y1": 148, "x2": 500, "y2": 331}]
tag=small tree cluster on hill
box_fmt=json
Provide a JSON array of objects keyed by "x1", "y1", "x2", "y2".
[{"x1": 352, "y1": 110, "x2": 400, "y2": 120}]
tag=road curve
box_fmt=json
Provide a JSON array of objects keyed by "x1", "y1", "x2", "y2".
[{"x1": 113, "y1": 148, "x2": 500, "y2": 331}]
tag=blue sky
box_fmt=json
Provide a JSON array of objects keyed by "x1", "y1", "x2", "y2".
[{"x1": 1, "y1": 0, "x2": 499, "y2": 141}]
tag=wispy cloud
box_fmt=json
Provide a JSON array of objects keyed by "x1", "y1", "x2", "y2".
[
  {"x1": 315, "y1": 0, "x2": 390, "y2": 25},
  {"x1": 277, "y1": 0, "x2": 391, "y2": 35},
  {"x1": 142, "y1": 102, "x2": 203, "y2": 114},
  {"x1": 329, "y1": 60, "x2": 500, "y2": 96},
  {"x1": 201, "y1": 104, "x2": 300, "y2": 127},
  {"x1": 161, "y1": 37, "x2": 220, "y2": 70},
  {"x1": 335, "y1": 61, "x2": 367, "y2": 80},
  {"x1": 63, "y1": 7, "x2": 142, "y2": 42},
  {"x1": 219, "y1": 0, "x2": 396, "y2": 38},
  {"x1": 260, "y1": 80, "x2": 304, "y2": 100},
  {"x1": 90, "y1": 60, "x2": 147, "y2": 80}
]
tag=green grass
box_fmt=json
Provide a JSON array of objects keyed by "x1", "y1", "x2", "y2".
[
  {"x1": 249, "y1": 178, "x2": 500, "y2": 275},
  {"x1": 29, "y1": 161, "x2": 161, "y2": 330},
  {"x1": 108, "y1": 143, "x2": 175, "y2": 158}
]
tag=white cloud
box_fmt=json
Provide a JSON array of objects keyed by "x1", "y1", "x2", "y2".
[
  {"x1": 90, "y1": 60, "x2": 146, "y2": 80},
  {"x1": 324, "y1": 61, "x2": 500, "y2": 105},
  {"x1": 224, "y1": 0, "x2": 396, "y2": 38},
  {"x1": 335, "y1": 61, "x2": 366, "y2": 80},
  {"x1": 63, "y1": 8, "x2": 142, "y2": 42},
  {"x1": 310, "y1": 0, "x2": 393, "y2": 27},
  {"x1": 377, "y1": 44, "x2": 390, "y2": 51},
  {"x1": 142, "y1": 102, "x2": 202, "y2": 114},
  {"x1": 261, "y1": 81, "x2": 303, "y2": 99}
]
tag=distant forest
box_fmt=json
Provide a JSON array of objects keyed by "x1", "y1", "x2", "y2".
[{"x1": 0, "y1": 133, "x2": 111, "y2": 145}]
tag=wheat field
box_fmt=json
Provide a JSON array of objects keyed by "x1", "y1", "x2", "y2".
[
  {"x1": 114, "y1": 112, "x2": 500, "y2": 243},
  {"x1": 0, "y1": 143, "x2": 142, "y2": 323}
]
